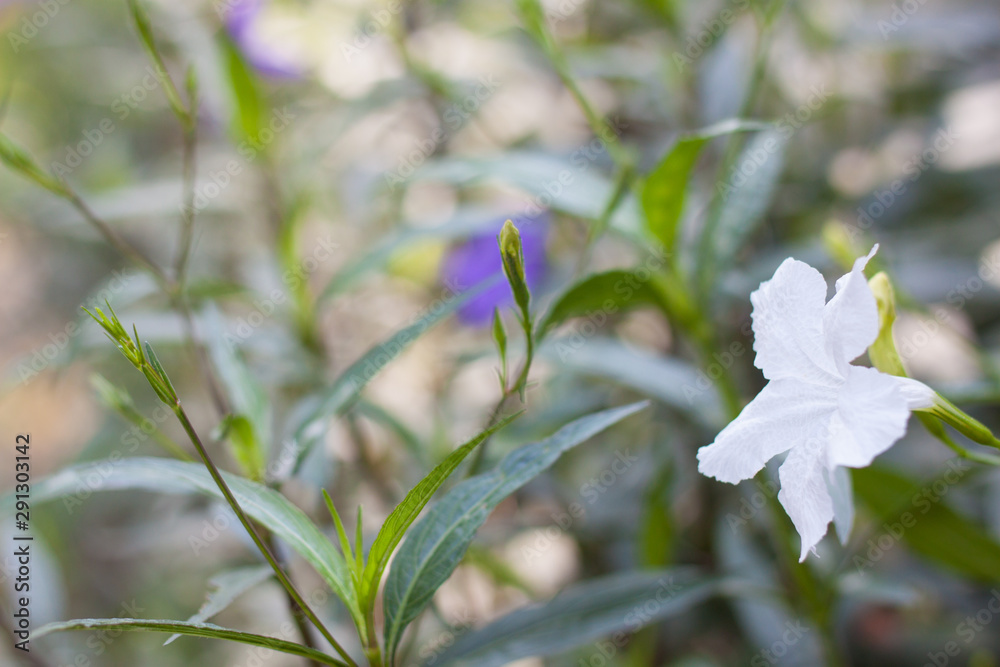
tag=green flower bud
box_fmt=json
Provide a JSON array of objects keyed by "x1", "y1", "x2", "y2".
[
  {"x1": 868, "y1": 272, "x2": 907, "y2": 377},
  {"x1": 498, "y1": 219, "x2": 531, "y2": 317}
]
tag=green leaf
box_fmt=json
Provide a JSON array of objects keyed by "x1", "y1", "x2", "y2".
[
  {"x1": 359, "y1": 412, "x2": 522, "y2": 607},
  {"x1": 535, "y1": 269, "x2": 669, "y2": 339},
  {"x1": 0, "y1": 133, "x2": 69, "y2": 196},
  {"x1": 697, "y1": 128, "x2": 788, "y2": 293},
  {"x1": 35, "y1": 618, "x2": 347, "y2": 667},
  {"x1": 492, "y1": 308, "x2": 508, "y2": 384},
  {"x1": 853, "y1": 465, "x2": 1000, "y2": 582},
  {"x1": 539, "y1": 338, "x2": 725, "y2": 428},
  {"x1": 642, "y1": 119, "x2": 770, "y2": 254},
  {"x1": 220, "y1": 33, "x2": 268, "y2": 145},
  {"x1": 27, "y1": 458, "x2": 363, "y2": 628},
  {"x1": 207, "y1": 308, "x2": 272, "y2": 479},
  {"x1": 381, "y1": 402, "x2": 648, "y2": 663},
  {"x1": 433, "y1": 570, "x2": 715, "y2": 666},
  {"x1": 289, "y1": 278, "x2": 496, "y2": 472},
  {"x1": 218, "y1": 414, "x2": 266, "y2": 482},
  {"x1": 126, "y1": 0, "x2": 189, "y2": 126},
  {"x1": 165, "y1": 565, "x2": 272, "y2": 645}
]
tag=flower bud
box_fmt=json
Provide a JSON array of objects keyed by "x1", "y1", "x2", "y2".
[
  {"x1": 498, "y1": 219, "x2": 531, "y2": 317},
  {"x1": 868, "y1": 272, "x2": 907, "y2": 377}
]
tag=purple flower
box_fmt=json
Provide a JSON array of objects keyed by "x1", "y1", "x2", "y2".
[
  {"x1": 440, "y1": 215, "x2": 549, "y2": 326},
  {"x1": 223, "y1": 0, "x2": 302, "y2": 79}
]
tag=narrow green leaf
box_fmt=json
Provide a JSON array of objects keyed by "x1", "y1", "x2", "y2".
[
  {"x1": 323, "y1": 490, "x2": 356, "y2": 568},
  {"x1": 290, "y1": 279, "x2": 496, "y2": 472},
  {"x1": 697, "y1": 128, "x2": 788, "y2": 293},
  {"x1": 35, "y1": 618, "x2": 346, "y2": 667},
  {"x1": 642, "y1": 138, "x2": 710, "y2": 253},
  {"x1": 126, "y1": 0, "x2": 189, "y2": 125},
  {"x1": 381, "y1": 402, "x2": 648, "y2": 662},
  {"x1": 434, "y1": 570, "x2": 715, "y2": 667},
  {"x1": 220, "y1": 34, "x2": 268, "y2": 145},
  {"x1": 491, "y1": 308, "x2": 507, "y2": 384},
  {"x1": 853, "y1": 465, "x2": 1000, "y2": 582},
  {"x1": 219, "y1": 414, "x2": 266, "y2": 481},
  {"x1": 535, "y1": 269, "x2": 668, "y2": 340},
  {"x1": 360, "y1": 412, "x2": 522, "y2": 606},
  {"x1": 641, "y1": 119, "x2": 768, "y2": 254},
  {"x1": 26, "y1": 458, "x2": 363, "y2": 628},
  {"x1": 165, "y1": 566, "x2": 272, "y2": 645},
  {"x1": 0, "y1": 133, "x2": 70, "y2": 196}
]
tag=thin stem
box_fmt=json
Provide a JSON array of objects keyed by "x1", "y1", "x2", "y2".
[
  {"x1": 262, "y1": 530, "x2": 323, "y2": 667},
  {"x1": 175, "y1": 123, "x2": 198, "y2": 286},
  {"x1": 65, "y1": 189, "x2": 171, "y2": 290},
  {"x1": 173, "y1": 406, "x2": 358, "y2": 667},
  {"x1": 468, "y1": 313, "x2": 534, "y2": 477},
  {"x1": 173, "y1": 293, "x2": 230, "y2": 418}
]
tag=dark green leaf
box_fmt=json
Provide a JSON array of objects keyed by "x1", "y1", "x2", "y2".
[
  {"x1": 360, "y1": 413, "x2": 521, "y2": 606},
  {"x1": 536, "y1": 269, "x2": 668, "y2": 339},
  {"x1": 642, "y1": 119, "x2": 769, "y2": 254},
  {"x1": 853, "y1": 464, "x2": 1000, "y2": 582},
  {"x1": 434, "y1": 570, "x2": 715, "y2": 666},
  {"x1": 382, "y1": 402, "x2": 648, "y2": 662}
]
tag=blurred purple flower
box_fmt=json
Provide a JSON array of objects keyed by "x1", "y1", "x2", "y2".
[
  {"x1": 224, "y1": 0, "x2": 302, "y2": 79},
  {"x1": 441, "y1": 215, "x2": 549, "y2": 326}
]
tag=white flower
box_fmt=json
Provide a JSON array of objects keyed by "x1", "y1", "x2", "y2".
[{"x1": 697, "y1": 246, "x2": 936, "y2": 560}]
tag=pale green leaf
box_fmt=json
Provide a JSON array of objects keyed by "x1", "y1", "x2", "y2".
[
  {"x1": 165, "y1": 565, "x2": 272, "y2": 645},
  {"x1": 26, "y1": 458, "x2": 363, "y2": 628},
  {"x1": 35, "y1": 617, "x2": 347, "y2": 666}
]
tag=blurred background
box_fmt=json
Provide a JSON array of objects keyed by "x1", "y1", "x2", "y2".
[{"x1": 1, "y1": 0, "x2": 1000, "y2": 664}]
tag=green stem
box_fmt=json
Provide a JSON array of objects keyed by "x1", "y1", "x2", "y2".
[
  {"x1": 175, "y1": 122, "x2": 198, "y2": 287},
  {"x1": 173, "y1": 406, "x2": 358, "y2": 667}
]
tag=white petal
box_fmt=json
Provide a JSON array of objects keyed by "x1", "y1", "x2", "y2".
[
  {"x1": 824, "y1": 365, "x2": 912, "y2": 469},
  {"x1": 750, "y1": 258, "x2": 841, "y2": 384},
  {"x1": 892, "y1": 376, "x2": 937, "y2": 410},
  {"x1": 698, "y1": 379, "x2": 837, "y2": 484},
  {"x1": 826, "y1": 466, "x2": 855, "y2": 545},
  {"x1": 778, "y1": 435, "x2": 835, "y2": 561},
  {"x1": 823, "y1": 245, "x2": 879, "y2": 365}
]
